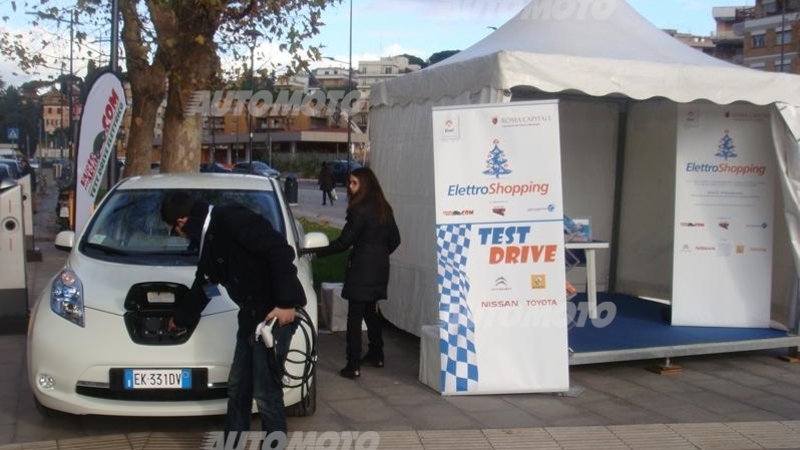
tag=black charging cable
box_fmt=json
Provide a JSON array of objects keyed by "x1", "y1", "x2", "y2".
[{"x1": 274, "y1": 308, "x2": 317, "y2": 414}]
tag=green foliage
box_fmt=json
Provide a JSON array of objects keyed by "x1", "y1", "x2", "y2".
[
  {"x1": 0, "y1": 86, "x2": 41, "y2": 155},
  {"x1": 428, "y1": 50, "x2": 461, "y2": 66},
  {"x1": 396, "y1": 53, "x2": 427, "y2": 68},
  {"x1": 298, "y1": 217, "x2": 345, "y2": 295}
]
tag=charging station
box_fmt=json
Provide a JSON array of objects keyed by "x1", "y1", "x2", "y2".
[
  {"x1": 17, "y1": 174, "x2": 41, "y2": 262},
  {"x1": 0, "y1": 179, "x2": 29, "y2": 327}
]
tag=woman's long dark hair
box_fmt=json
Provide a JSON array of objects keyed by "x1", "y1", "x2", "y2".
[{"x1": 348, "y1": 167, "x2": 394, "y2": 224}]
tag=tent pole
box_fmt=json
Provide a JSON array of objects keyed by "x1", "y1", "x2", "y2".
[{"x1": 607, "y1": 100, "x2": 629, "y2": 292}]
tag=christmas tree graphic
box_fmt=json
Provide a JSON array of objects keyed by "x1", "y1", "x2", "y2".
[
  {"x1": 482, "y1": 139, "x2": 512, "y2": 178},
  {"x1": 715, "y1": 130, "x2": 737, "y2": 160}
]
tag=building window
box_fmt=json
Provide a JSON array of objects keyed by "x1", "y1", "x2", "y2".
[
  {"x1": 384, "y1": 67, "x2": 393, "y2": 75},
  {"x1": 776, "y1": 59, "x2": 791, "y2": 72},
  {"x1": 776, "y1": 30, "x2": 792, "y2": 46},
  {"x1": 752, "y1": 33, "x2": 766, "y2": 48}
]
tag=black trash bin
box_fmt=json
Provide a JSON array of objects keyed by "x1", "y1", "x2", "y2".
[{"x1": 284, "y1": 173, "x2": 298, "y2": 205}]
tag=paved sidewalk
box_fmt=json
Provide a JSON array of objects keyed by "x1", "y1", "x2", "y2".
[{"x1": 3, "y1": 177, "x2": 800, "y2": 449}]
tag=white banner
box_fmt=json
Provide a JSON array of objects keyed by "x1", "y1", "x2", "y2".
[
  {"x1": 432, "y1": 100, "x2": 569, "y2": 395},
  {"x1": 673, "y1": 104, "x2": 774, "y2": 327},
  {"x1": 74, "y1": 72, "x2": 128, "y2": 234}
]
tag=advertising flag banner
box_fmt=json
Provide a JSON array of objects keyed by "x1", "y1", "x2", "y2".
[
  {"x1": 673, "y1": 104, "x2": 774, "y2": 327},
  {"x1": 74, "y1": 71, "x2": 127, "y2": 234},
  {"x1": 432, "y1": 100, "x2": 569, "y2": 395}
]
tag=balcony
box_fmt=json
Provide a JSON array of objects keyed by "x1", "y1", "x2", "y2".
[{"x1": 735, "y1": 2, "x2": 800, "y2": 22}]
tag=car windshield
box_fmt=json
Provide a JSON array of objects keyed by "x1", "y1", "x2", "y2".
[{"x1": 80, "y1": 188, "x2": 285, "y2": 265}]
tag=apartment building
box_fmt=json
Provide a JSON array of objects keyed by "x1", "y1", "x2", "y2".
[
  {"x1": 712, "y1": 6, "x2": 745, "y2": 64},
  {"x1": 40, "y1": 88, "x2": 70, "y2": 149},
  {"x1": 664, "y1": 29, "x2": 716, "y2": 56},
  {"x1": 734, "y1": 0, "x2": 799, "y2": 73}
]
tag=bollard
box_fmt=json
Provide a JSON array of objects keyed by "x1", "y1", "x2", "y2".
[
  {"x1": 17, "y1": 174, "x2": 41, "y2": 262},
  {"x1": 284, "y1": 173, "x2": 298, "y2": 205}
]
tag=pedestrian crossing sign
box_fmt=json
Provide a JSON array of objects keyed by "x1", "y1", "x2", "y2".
[{"x1": 7, "y1": 127, "x2": 19, "y2": 140}]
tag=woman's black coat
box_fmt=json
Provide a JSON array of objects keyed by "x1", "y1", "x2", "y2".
[{"x1": 316, "y1": 202, "x2": 401, "y2": 302}]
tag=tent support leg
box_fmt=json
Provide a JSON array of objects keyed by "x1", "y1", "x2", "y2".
[
  {"x1": 778, "y1": 346, "x2": 800, "y2": 364},
  {"x1": 647, "y1": 356, "x2": 683, "y2": 375}
]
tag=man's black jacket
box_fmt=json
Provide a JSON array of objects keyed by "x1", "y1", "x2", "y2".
[{"x1": 174, "y1": 201, "x2": 306, "y2": 337}]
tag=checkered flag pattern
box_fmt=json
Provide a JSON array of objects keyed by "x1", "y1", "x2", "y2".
[{"x1": 436, "y1": 224, "x2": 478, "y2": 393}]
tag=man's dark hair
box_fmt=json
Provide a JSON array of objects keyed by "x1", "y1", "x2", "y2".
[{"x1": 160, "y1": 191, "x2": 195, "y2": 226}]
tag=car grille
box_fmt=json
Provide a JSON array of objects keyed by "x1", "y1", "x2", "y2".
[
  {"x1": 75, "y1": 385, "x2": 227, "y2": 401},
  {"x1": 75, "y1": 369, "x2": 227, "y2": 401}
]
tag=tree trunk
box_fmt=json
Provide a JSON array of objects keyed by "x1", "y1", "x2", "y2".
[
  {"x1": 159, "y1": 1, "x2": 220, "y2": 174},
  {"x1": 120, "y1": 0, "x2": 167, "y2": 177}
]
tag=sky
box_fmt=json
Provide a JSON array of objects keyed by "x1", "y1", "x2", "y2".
[{"x1": 0, "y1": 0, "x2": 755, "y2": 87}]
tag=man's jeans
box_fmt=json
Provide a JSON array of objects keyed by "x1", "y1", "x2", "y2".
[{"x1": 225, "y1": 321, "x2": 298, "y2": 443}]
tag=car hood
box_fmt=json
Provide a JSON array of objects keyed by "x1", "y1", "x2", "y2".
[{"x1": 65, "y1": 253, "x2": 238, "y2": 317}]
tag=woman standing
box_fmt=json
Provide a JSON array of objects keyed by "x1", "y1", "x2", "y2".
[
  {"x1": 313, "y1": 167, "x2": 401, "y2": 378},
  {"x1": 318, "y1": 162, "x2": 335, "y2": 206}
]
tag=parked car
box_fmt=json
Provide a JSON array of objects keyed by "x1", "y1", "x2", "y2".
[
  {"x1": 0, "y1": 163, "x2": 11, "y2": 180},
  {"x1": 29, "y1": 157, "x2": 41, "y2": 169},
  {"x1": 232, "y1": 161, "x2": 280, "y2": 178},
  {"x1": 0, "y1": 158, "x2": 21, "y2": 179},
  {"x1": 326, "y1": 159, "x2": 362, "y2": 186},
  {"x1": 199, "y1": 162, "x2": 232, "y2": 173},
  {"x1": 28, "y1": 173, "x2": 329, "y2": 417}
]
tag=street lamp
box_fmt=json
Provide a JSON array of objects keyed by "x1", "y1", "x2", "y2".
[
  {"x1": 210, "y1": 116, "x2": 216, "y2": 164},
  {"x1": 347, "y1": 0, "x2": 353, "y2": 177},
  {"x1": 323, "y1": 0, "x2": 354, "y2": 176},
  {"x1": 245, "y1": 30, "x2": 261, "y2": 169},
  {"x1": 779, "y1": 0, "x2": 787, "y2": 73}
]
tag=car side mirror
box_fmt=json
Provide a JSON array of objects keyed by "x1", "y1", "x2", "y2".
[
  {"x1": 299, "y1": 232, "x2": 329, "y2": 256},
  {"x1": 54, "y1": 231, "x2": 75, "y2": 252}
]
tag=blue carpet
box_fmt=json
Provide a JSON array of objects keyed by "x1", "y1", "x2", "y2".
[{"x1": 568, "y1": 293, "x2": 792, "y2": 353}]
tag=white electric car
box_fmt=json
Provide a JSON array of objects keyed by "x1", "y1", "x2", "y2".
[{"x1": 27, "y1": 173, "x2": 328, "y2": 417}]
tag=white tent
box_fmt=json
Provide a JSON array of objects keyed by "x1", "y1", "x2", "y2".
[{"x1": 369, "y1": 0, "x2": 800, "y2": 339}]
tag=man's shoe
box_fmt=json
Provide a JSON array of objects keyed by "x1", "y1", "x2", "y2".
[
  {"x1": 339, "y1": 363, "x2": 360, "y2": 379},
  {"x1": 361, "y1": 354, "x2": 384, "y2": 368}
]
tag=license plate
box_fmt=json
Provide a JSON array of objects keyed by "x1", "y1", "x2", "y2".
[{"x1": 123, "y1": 369, "x2": 192, "y2": 389}]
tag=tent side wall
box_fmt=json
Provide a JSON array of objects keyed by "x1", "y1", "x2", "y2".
[
  {"x1": 615, "y1": 100, "x2": 677, "y2": 299},
  {"x1": 615, "y1": 101, "x2": 797, "y2": 330},
  {"x1": 770, "y1": 106, "x2": 800, "y2": 331},
  {"x1": 371, "y1": 93, "x2": 621, "y2": 335},
  {"x1": 555, "y1": 99, "x2": 619, "y2": 293},
  {"x1": 370, "y1": 91, "x2": 501, "y2": 335}
]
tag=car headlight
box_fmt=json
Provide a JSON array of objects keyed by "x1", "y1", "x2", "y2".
[{"x1": 51, "y1": 269, "x2": 85, "y2": 327}]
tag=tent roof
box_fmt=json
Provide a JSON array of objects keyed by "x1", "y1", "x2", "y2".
[{"x1": 370, "y1": 0, "x2": 800, "y2": 107}]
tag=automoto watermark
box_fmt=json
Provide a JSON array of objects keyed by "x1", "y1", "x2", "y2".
[
  {"x1": 202, "y1": 431, "x2": 380, "y2": 450},
  {"x1": 442, "y1": 0, "x2": 618, "y2": 21},
  {"x1": 185, "y1": 89, "x2": 367, "y2": 118}
]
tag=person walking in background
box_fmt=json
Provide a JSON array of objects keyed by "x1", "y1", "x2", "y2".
[
  {"x1": 318, "y1": 162, "x2": 335, "y2": 206},
  {"x1": 313, "y1": 167, "x2": 401, "y2": 379},
  {"x1": 160, "y1": 192, "x2": 306, "y2": 446}
]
